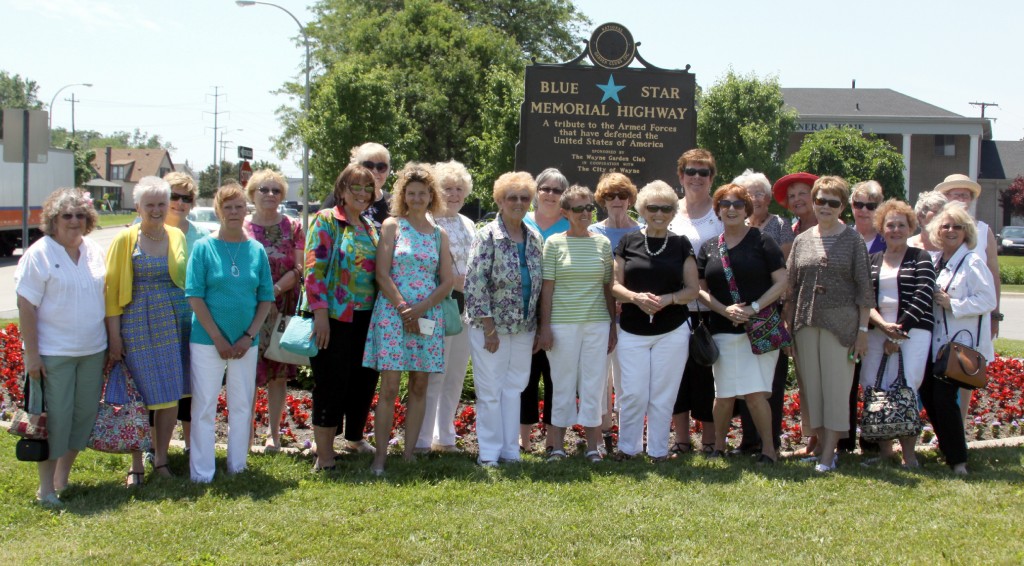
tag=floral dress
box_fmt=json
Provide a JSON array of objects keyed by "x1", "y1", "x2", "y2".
[
  {"x1": 362, "y1": 218, "x2": 445, "y2": 372},
  {"x1": 244, "y1": 216, "x2": 304, "y2": 386}
]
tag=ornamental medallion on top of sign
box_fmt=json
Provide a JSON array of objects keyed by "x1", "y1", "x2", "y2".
[{"x1": 588, "y1": 23, "x2": 636, "y2": 70}]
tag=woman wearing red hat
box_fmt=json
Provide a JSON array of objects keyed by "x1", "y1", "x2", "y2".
[{"x1": 772, "y1": 172, "x2": 819, "y2": 236}]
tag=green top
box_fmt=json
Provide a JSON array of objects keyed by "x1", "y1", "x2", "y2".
[{"x1": 542, "y1": 233, "x2": 612, "y2": 324}]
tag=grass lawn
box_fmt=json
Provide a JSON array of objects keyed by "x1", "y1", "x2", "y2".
[
  {"x1": 998, "y1": 255, "x2": 1024, "y2": 268},
  {"x1": 1, "y1": 435, "x2": 1022, "y2": 564},
  {"x1": 96, "y1": 213, "x2": 137, "y2": 228},
  {"x1": 994, "y1": 337, "x2": 1024, "y2": 358}
]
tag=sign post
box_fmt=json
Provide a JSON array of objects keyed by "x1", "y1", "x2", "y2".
[
  {"x1": 3, "y1": 109, "x2": 48, "y2": 253},
  {"x1": 239, "y1": 160, "x2": 253, "y2": 187}
]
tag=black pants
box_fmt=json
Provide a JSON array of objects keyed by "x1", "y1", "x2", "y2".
[
  {"x1": 673, "y1": 312, "x2": 715, "y2": 422},
  {"x1": 520, "y1": 350, "x2": 553, "y2": 425},
  {"x1": 737, "y1": 351, "x2": 789, "y2": 451},
  {"x1": 919, "y1": 358, "x2": 968, "y2": 467},
  {"x1": 310, "y1": 311, "x2": 379, "y2": 441}
]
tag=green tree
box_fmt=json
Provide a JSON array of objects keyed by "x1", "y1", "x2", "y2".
[
  {"x1": 63, "y1": 138, "x2": 96, "y2": 187},
  {"x1": 785, "y1": 126, "x2": 906, "y2": 202},
  {"x1": 197, "y1": 162, "x2": 241, "y2": 198},
  {"x1": 52, "y1": 127, "x2": 176, "y2": 152},
  {"x1": 696, "y1": 70, "x2": 797, "y2": 184},
  {"x1": 0, "y1": 70, "x2": 43, "y2": 138}
]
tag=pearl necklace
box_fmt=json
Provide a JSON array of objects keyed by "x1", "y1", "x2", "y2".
[{"x1": 643, "y1": 229, "x2": 669, "y2": 256}]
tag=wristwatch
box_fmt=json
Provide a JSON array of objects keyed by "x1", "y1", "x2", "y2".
[
  {"x1": 858, "y1": 326, "x2": 869, "y2": 333},
  {"x1": 993, "y1": 312, "x2": 1004, "y2": 321},
  {"x1": 751, "y1": 301, "x2": 761, "y2": 312}
]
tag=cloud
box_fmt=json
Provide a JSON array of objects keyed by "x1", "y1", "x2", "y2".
[{"x1": 10, "y1": 0, "x2": 161, "y2": 32}]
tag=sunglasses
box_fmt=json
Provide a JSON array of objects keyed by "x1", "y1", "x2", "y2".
[
  {"x1": 505, "y1": 194, "x2": 532, "y2": 203},
  {"x1": 170, "y1": 193, "x2": 195, "y2": 204},
  {"x1": 814, "y1": 197, "x2": 843, "y2": 209},
  {"x1": 60, "y1": 212, "x2": 87, "y2": 220},
  {"x1": 604, "y1": 193, "x2": 629, "y2": 201},
  {"x1": 362, "y1": 161, "x2": 390, "y2": 173},
  {"x1": 348, "y1": 184, "x2": 374, "y2": 194},
  {"x1": 940, "y1": 223, "x2": 965, "y2": 231},
  {"x1": 683, "y1": 167, "x2": 712, "y2": 178},
  {"x1": 567, "y1": 203, "x2": 596, "y2": 213},
  {"x1": 258, "y1": 186, "x2": 282, "y2": 195},
  {"x1": 852, "y1": 201, "x2": 879, "y2": 211},
  {"x1": 718, "y1": 199, "x2": 746, "y2": 210},
  {"x1": 538, "y1": 186, "x2": 565, "y2": 195},
  {"x1": 645, "y1": 204, "x2": 674, "y2": 214}
]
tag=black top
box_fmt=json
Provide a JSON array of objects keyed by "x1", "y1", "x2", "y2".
[
  {"x1": 322, "y1": 190, "x2": 392, "y2": 229},
  {"x1": 615, "y1": 231, "x2": 693, "y2": 336},
  {"x1": 868, "y1": 247, "x2": 936, "y2": 333},
  {"x1": 697, "y1": 228, "x2": 786, "y2": 334}
]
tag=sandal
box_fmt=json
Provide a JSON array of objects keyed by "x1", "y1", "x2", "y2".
[
  {"x1": 612, "y1": 451, "x2": 634, "y2": 462},
  {"x1": 701, "y1": 442, "x2": 715, "y2": 455},
  {"x1": 153, "y1": 464, "x2": 173, "y2": 478},
  {"x1": 545, "y1": 447, "x2": 567, "y2": 462},
  {"x1": 670, "y1": 442, "x2": 692, "y2": 455},
  {"x1": 756, "y1": 454, "x2": 777, "y2": 466},
  {"x1": 584, "y1": 450, "x2": 603, "y2": 463},
  {"x1": 650, "y1": 454, "x2": 677, "y2": 463},
  {"x1": 126, "y1": 470, "x2": 145, "y2": 488}
]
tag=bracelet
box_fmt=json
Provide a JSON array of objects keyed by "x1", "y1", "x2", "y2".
[
  {"x1": 273, "y1": 284, "x2": 281, "y2": 294},
  {"x1": 397, "y1": 301, "x2": 409, "y2": 310},
  {"x1": 243, "y1": 330, "x2": 255, "y2": 340},
  {"x1": 485, "y1": 328, "x2": 497, "y2": 337}
]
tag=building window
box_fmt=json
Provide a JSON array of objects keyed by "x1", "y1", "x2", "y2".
[
  {"x1": 111, "y1": 165, "x2": 126, "y2": 180},
  {"x1": 934, "y1": 135, "x2": 956, "y2": 157},
  {"x1": 158, "y1": 167, "x2": 171, "y2": 178}
]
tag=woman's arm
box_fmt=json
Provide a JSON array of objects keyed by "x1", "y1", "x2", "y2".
[
  {"x1": 105, "y1": 315, "x2": 123, "y2": 362},
  {"x1": 17, "y1": 295, "x2": 45, "y2": 380},
  {"x1": 755, "y1": 268, "x2": 789, "y2": 308},
  {"x1": 232, "y1": 300, "x2": 274, "y2": 358},
  {"x1": 611, "y1": 255, "x2": 659, "y2": 311},
  {"x1": 948, "y1": 255, "x2": 998, "y2": 318},
  {"x1": 374, "y1": 218, "x2": 415, "y2": 333},
  {"x1": 409, "y1": 228, "x2": 455, "y2": 320},
  {"x1": 984, "y1": 228, "x2": 1001, "y2": 334},
  {"x1": 189, "y1": 297, "x2": 233, "y2": 360},
  {"x1": 535, "y1": 279, "x2": 555, "y2": 352}
]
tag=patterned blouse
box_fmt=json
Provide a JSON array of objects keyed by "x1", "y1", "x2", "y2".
[
  {"x1": 464, "y1": 216, "x2": 544, "y2": 335},
  {"x1": 243, "y1": 215, "x2": 304, "y2": 316},
  {"x1": 301, "y1": 206, "x2": 379, "y2": 322},
  {"x1": 435, "y1": 213, "x2": 477, "y2": 281}
]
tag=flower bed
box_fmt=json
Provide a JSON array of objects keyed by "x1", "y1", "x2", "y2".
[{"x1": 3, "y1": 322, "x2": 1022, "y2": 450}]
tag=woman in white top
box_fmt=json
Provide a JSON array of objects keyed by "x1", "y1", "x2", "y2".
[
  {"x1": 415, "y1": 160, "x2": 478, "y2": 453},
  {"x1": 14, "y1": 188, "x2": 107, "y2": 508},
  {"x1": 667, "y1": 148, "x2": 723, "y2": 455}
]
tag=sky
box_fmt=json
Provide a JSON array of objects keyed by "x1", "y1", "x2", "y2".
[{"x1": 4, "y1": 0, "x2": 1022, "y2": 179}]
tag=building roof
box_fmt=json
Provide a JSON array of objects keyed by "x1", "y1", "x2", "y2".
[
  {"x1": 980, "y1": 140, "x2": 1024, "y2": 180},
  {"x1": 91, "y1": 148, "x2": 174, "y2": 183},
  {"x1": 781, "y1": 88, "x2": 963, "y2": 119}
]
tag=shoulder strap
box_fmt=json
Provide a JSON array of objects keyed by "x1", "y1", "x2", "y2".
[
  {"x1": 718, "y1": 234, "x2": 742, "y2": 304},
  {"x1": 939, "y1": 252, "x2": 977, "y2": 343}
]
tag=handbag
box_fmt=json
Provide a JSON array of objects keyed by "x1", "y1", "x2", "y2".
[
  {"x1": 434, "y1": 226, "x2": 463, "y2": 337},
  {"x1": 860, "y1": 350, "x2": 922, "y2": 442},
  {"x1": 719, "y1": 234, "x2": 791, "y2": 355},
  {"x1": 932, "y1": 254, "x2": 988, "y2": 390},
  {"x1": 10, "y1": 374, "x2": 49, "y2": 462},
  {"x1": 89, "y1": 362, "x2": 152, "y2": 454},
  {"x1": 279, "y1": 314, "x2": 318, "y2": 358},
  {"x1": 688, "y1": 305, "x2": 719, "y2": 366}
]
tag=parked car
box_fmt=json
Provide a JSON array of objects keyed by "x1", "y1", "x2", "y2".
[
  {"x1": 998, "y1": 226, "x2": 1024, "y2": 255},
  {"x1": 188, "y1": 207, "x2": 221, "y2": 233},
  {"x1": 278, "y1": 205, "x2": 300, "y2": 220}
]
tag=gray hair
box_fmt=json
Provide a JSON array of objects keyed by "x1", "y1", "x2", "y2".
[
  {"x1": 535, "y1": 168, "x2": 569, "y2": 191},
  {"x1": 635, "y1": 180, "x2": 679, "y2": 213},
  {"x1": 559, "y1": 184, "x2": 594, "y2": 209},
  {"x1": 850, "y1": 180, "x2": 884, "y2": 204},
  {"x1": 914, "y1": 190, "x2": 949, "y2": 219},
  {"x1": 433, "y1": 159, "x2": 473, "y2": 192},
  {"x1": 133, "y1": 175, "x2": 170, "y2": 204},
  {"x1": 731, "y1": 169, "x2": 771, "y2": 195},
  {"x1": 41, "y1": 187, "x2": 98, "y2": 236}
]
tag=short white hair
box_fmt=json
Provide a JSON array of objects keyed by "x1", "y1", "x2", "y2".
[
  {"x1": 731, "y1": 169, "x2": 771, "y2": 194},
  {"x1": 133, "y1": 176, "x2": 170, "y2": 204}
]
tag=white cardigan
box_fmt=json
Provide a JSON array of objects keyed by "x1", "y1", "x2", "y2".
[{"x1": 932, "y1": 244, "x2": 997, "y2": 362}]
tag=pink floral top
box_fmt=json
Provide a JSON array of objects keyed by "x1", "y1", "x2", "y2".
[
  {"x1": 301, "y1": 206, "x2": 379, "y2": 322},
  {"x1": 243, "y1": 215, "x2": 304, "y2": 316}
]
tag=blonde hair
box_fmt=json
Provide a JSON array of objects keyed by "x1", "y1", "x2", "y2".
[
  {"x1": 873, "y1": 199, "x2": 917, "y2": 233},
  {"x1": 390, "y1": 162, "x2": 446, "y2": 217},
  {"x1": 214, "y1": 182, "x2": 247, "y2": 218},
  {"x1": 594, "y1": 172, "x2": 637, "y2": 207},
  {"x1": 244, "y1": 169, "x2": 289, "y2": 202},
  {"x1": 811, "y1": 176, "x2": 851, "y2": 204},
  {"x1": 163, "y1": 171, "x2": 198, "y2": 199},
  {"x1": 635, "y1": 180, "x2": 679, "y2": 213},
  {"x1": 929, "y1": 203, "x2": 977, "y2": 249},
  {"x1": 493, "y1": 172, "x2": 537, "y2": 204}
]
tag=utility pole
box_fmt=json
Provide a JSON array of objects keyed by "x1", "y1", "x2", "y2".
[
  {"x1": 63, "y1": 93, "x2": 80, "y2": 138},
  {"x1": 969, "y1": 101, "x2": 998, "y2": 118},
  {"x1": 204, "y1": 87, "x2": 227, "y2": 187}
]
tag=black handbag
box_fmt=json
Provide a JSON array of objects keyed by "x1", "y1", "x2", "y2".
[
  {"x1": 860, "y1": 350, "x2": 922, "y2": 442},
  {"x1": 688, "y1": 305, "x2": 719, "y2": 367},
  {"x1": 12, "y1": 374, "x2": 49, "y2": 462}
]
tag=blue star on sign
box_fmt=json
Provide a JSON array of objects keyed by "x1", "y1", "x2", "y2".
[{"x1": 597, "y1": 74, "x2": 625, "y2": 104}]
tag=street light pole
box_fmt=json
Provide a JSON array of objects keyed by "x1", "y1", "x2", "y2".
[
  {"x1": 236, "y1": 0, "x2": 310, "y2": 229},
  {"x1": 217, "y1": 128, "x2": 243, "y2": 189},
  {"x1": 48, "y1": 82, "x2": 93, "y2": 132}
]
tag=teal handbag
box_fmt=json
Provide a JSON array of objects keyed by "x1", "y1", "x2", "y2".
[{"x1": 434, "y1": 227, "x2": 463, "y2": 337}]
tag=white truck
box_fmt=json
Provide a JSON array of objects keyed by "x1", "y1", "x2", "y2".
[{"x1": 0, "y1": 142, "x2": 75, "y2": 256}]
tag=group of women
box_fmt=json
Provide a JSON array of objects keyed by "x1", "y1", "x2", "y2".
[{"x1": 15, "y1": 142, "x2": 997, "y2": 506}]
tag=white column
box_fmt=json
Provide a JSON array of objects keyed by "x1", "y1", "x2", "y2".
[
  {"x1": 902, "y1": 134, "x2": 912, "y2": 200},
  {"x1": 968, "y1": 134, "x2": 980, "y2": 180}
]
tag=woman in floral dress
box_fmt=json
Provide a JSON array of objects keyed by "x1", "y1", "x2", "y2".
[
  {"x1": 243, "y1": 170, "x2": 304, "y2": 450},
  {"x1": 363, "y1": 163, "x2": 454, "y2": 475}
]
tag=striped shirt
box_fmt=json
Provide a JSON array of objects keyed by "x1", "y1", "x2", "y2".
[
  {"x1": 868, "y1": 247, "x2": 936, "y2": 332},
  {"x1": 543, "y1": 233, "x2": 612, "y2": 324}
]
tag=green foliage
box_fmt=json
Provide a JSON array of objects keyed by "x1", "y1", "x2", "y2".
[
  {"x1": 0, "y1": 70, "x2": 43, "y2": 137},
  {"x1": 696, "y1": 70, "x2": 797, "y2": 184},
  {"x1": 465, "y1": 67, "x2": 525, "y2": 209},
  {"x1": 51, "y1": 127, "x2": 176, "y2": 152},
  {"x1": 999, "y1": 265, "x2": 1024, "y2": 285},
  {"x1": 197, "y1": 160, "x2": 281, "y2": 198},
  {"x1": 785, "y1": 126, "x2": 906, "y2": 200},
  {"x1": 447, "y1": 0, "x2": 590, "y2": 62},
  {"x1": 62, "y1": 137, "x2": 95, "y2": 187}
]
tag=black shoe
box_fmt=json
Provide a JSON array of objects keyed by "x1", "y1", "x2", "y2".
[{"x1": 756, "y1": 454, "x2": 777, "y2": 466}]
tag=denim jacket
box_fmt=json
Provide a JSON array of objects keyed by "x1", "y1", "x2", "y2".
[{"x1": 464, "y1": 216, "x2": 543, "y2": 334}]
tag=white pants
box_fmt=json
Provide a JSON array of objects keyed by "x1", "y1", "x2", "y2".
[
  {"x1": 417, "y1": 325, "x2": 472, "y2": 448},
  {"x1": 548, "y1": 322, "x2": 610, "y2": 428},
  {"x1": 469, "y1": 327, "x2": 535, "y2": 462},
  {"x1": 615, "y1": 324, "x2": 690, "y2": 457},
  {"x1": 860, "y1": 328, "x2": 931, "y2": 391},
  {"x1": 190, "y1": 343, "x2": 257, "y2": 483}
]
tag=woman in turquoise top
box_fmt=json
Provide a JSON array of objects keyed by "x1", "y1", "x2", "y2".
[
  {"x1": 303, "y1": 163, "x2": 381, "y2": 472},
  {"x1": 186, "y1": 184, "x2": 274, "y2": 483},
  {"x1": 363, "y1": 163, "x2": 454, "y2": 476}
]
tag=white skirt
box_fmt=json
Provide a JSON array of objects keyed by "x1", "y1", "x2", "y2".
[{"x1": 711, "y1": 332, "x2": 779, "y2": 398}]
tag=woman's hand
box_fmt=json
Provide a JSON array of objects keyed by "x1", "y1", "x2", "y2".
[
  {"x1": 25, "y1": 352, "x2": 46, "y2": 380},
  {"x1": 632, "y1": 292, "x2": 662, "y2": 317},
  {"x1": 213, "y1": 335, "x2": 234, "y2": 360},
  {"x1": 850, "y1": 331, "x2": 869, "y2": 363},
  {"x1": 483, "y1": 329, "x2": 500, "y2": 353},
  {"x1": 724, "y1": 303, "x2": 750, "y2": 325},
  {"x1": 879, "y1": 321, "x2": 906, "y2": 341},
  {"x1": 883, "y1": 339, "x2": 901, "y2": 355},
  {"x1": 231, "y1": 335, "x2": 253, "y2": 359},
  {"x1": 107, "y1": 334, "x2": 125, "y2": 362},
  {"x1": 535, "y1": 325, "x2": 553, "y2": 353},
  {"x1": 607, "y1": 324, "x2": 617, "y2": 354},
  {"x1": 313, "y1": 309, "x2": 330, "y2": 350},
  {"x1": 934, "y1": 289, "x2": 951, "y2": 309}
]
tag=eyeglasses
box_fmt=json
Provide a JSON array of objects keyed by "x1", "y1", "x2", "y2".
[
  {"x1": 170, "y1": 193, "x2": 195, "y2": 204},
  {"x1": 814, "y1": 197, "x2": 843, "y2": 209},
  {"x1": 505, "y1": 194, "x2": 532, "y2": 203},
  {"x1": 362, "y1": 161, "x2": 390, "y2": 173},
  {"x1": 348, "y1": 184, "x2": 374, "y2": 194},
  {"x1": 718, "y1": 199, "x2": 746, "y2": 210},
  {"x1": 683, "y1": 167, "x2": 712, "y2": 178},
  {"x1": 940, "y1": 223, "x2": 965, "y2": 231},
  {"x1": 60, "y1": 212, "x2": 87, "y2": 220},
  {"x1": 538, "y1": 186, "x2": 565, "y2": 195},
  {"x1": 442, "y1": 186, "x2": 464, "y2": 193},
  {"x1": 748, "y1": 192, "x2": 769, "y2": 200},
  {"x1": 604, "y1": 193, "x2": 629, "y2": 201},
  {"x1": 567, "y1": 203, "x2": 596, "y2": 213},
  {"x1": 258, "y1": 186, "x2": 282, "y2": 195},
  {"x1": 645, "y1": 204, "x2": 674, "y2": 214},
  {"x1": 852, "y1": 201, "x2": 879, "y2": 211}
]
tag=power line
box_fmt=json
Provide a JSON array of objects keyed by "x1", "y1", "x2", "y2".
[
  {"x1": 204, "y1": 87, "x2": 227, "y2": 171},
  {"x1": 969, "y1": 101, "x2": 999, "y2": 119}
]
